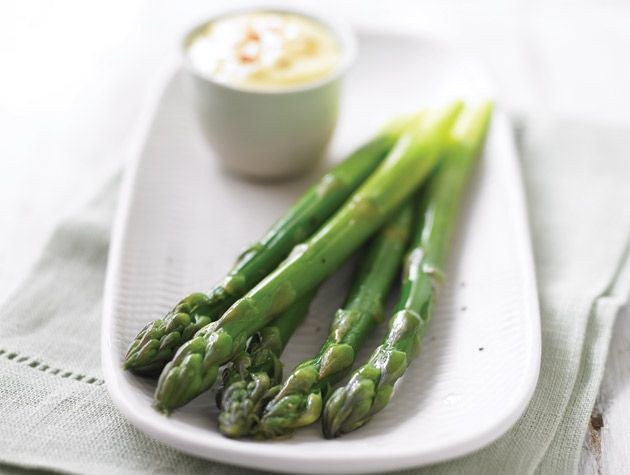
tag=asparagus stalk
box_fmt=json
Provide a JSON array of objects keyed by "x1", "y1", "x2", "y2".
[
  {"x1": 258, "y1": 203, "x2": 413, "y2": 438},
  {"x1": 217, "y1": 288, "x2": 318, "y2": 438},
  {"x1": 123, "y1": 120, "x2": 409, "y2": 374},
  {"x1": 322, "y1": 102, "x2": 493, "y2": 438},
  {"x1": 154, "y1": 102, "x2": 462, "y2": 413}
]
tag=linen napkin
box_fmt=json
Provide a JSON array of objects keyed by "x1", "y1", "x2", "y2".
[{"x1": 0, "y1": 117, "x2": 628, "y2": 475}]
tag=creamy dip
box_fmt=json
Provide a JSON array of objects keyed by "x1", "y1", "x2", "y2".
[{"x1": 187, "y1": 12, "x2": 342, "y2": 90}]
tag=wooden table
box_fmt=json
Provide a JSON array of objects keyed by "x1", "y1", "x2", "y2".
[{"x1": 1, "y1": 1, "x2": 628, "y2": 472}]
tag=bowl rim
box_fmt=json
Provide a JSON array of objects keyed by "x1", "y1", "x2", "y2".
[{"x1": 180, "y1": 3, "x2": 358, "y2": 95}]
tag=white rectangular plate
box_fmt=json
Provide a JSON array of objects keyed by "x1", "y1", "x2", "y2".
[{"x1": 102, "y1": 29, "x2": 540, "y2": 474}]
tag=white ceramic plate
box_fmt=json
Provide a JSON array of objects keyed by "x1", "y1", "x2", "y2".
[{"x1": 102, "y1": 29, "x2": 541, "y2": 474}]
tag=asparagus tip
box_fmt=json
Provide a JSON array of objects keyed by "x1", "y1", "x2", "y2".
[
  {"x1": 321, "y1": 367, "x2": 381, "y2": 437},
  {"x1": 153, "y1": 401, "x2": 171, "y2": 416},
  {"x1": 217, "y1": 372, "x2": 275, "y2": 438},
  {"x1": 258, "y1": 390, "x2": 323, "y2": 439}
]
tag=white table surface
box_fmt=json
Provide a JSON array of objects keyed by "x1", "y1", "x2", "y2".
[{"x1": 1, "y1": 0, "x2": 629, "y2": 473}]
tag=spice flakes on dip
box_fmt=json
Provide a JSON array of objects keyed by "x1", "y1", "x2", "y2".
[{"x1": 187, "y1": 12, "x2": 342, "y2": 91}]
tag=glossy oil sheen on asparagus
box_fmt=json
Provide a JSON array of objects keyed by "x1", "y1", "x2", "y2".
[
  {"x1": 153, "y1": 102, "x2": 462, "y2": 412},
  {"x1": 258, "y1": 203, "x2": 413, "y2": 438},
  {"x1": 123, "y1": 119, "x2": 409, "y2": 374},
  {"x1": 322, "y1": 102, "x2": 493, "y2": 438}
]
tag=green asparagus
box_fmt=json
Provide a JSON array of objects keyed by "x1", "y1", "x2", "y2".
[
  {"x1": 123, "y1": 120, "x2": 410, "y2": 374},
  {"x1": 217, "y1": 289, "x2": 318, "y2": 438},
  {"x1": 322, "y1": 101, "x2": 493, "y2": 438},
  {"x1": 258, "y1": 203, "x2": 413, "y2": 438},
  {"x1": 154, "y1": 102, "x2": 462, "y2": 413}
]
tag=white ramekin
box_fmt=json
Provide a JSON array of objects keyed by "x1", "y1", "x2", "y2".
[{"x1": 182, "y1": 5, "x2": 357, "y2": 179}]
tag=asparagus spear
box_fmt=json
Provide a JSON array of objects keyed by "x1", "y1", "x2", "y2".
[
  {"x1": 322, "y1": 102, "x2": 493, "y2": 438},
  {"x1": 123, "y1": 120, "x2": 409, "y2": 374},
  {"x1": 154, "y1": 102, "x2": 462, "y2": 413},
  {"x1": 218, "y1": 288, "x2": 318, "y2": 438},
  {"x1": 258, "y1": 203, "x2": 413, "y2": 438}
]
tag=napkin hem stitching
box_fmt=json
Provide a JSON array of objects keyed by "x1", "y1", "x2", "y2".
[{"x1": 0, "y1": 347, "x2": 104, "y2": 385}]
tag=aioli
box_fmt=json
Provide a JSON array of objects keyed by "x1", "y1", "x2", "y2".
[{"x1": 187, "y1": 12, "x2": 342, "y2": 90}]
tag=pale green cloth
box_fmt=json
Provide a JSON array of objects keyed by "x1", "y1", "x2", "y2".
[{"x1": 0, "y1": 119, "x2": 628, "y2": 474}]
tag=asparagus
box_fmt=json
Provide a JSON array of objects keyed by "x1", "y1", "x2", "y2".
[
  {"x1": 258, "y1": 203, "x2": 413, "y2": 438},
  {"x1": 322, "y1": 102, "x2": 493, "y2": 438},
  {"x1": 154, "y1": 102, "x2": 462, "y2": 413},
  {"x1": 217, "y1": 289, "x2": 318, "y2": 438},
  {"x1": 123, "y1": 120, "x2": 410, "y2": 374}
]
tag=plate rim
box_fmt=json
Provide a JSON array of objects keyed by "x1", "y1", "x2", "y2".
[{"x1": 101, "y1": 28, "x2": 541, "y2": 474}]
